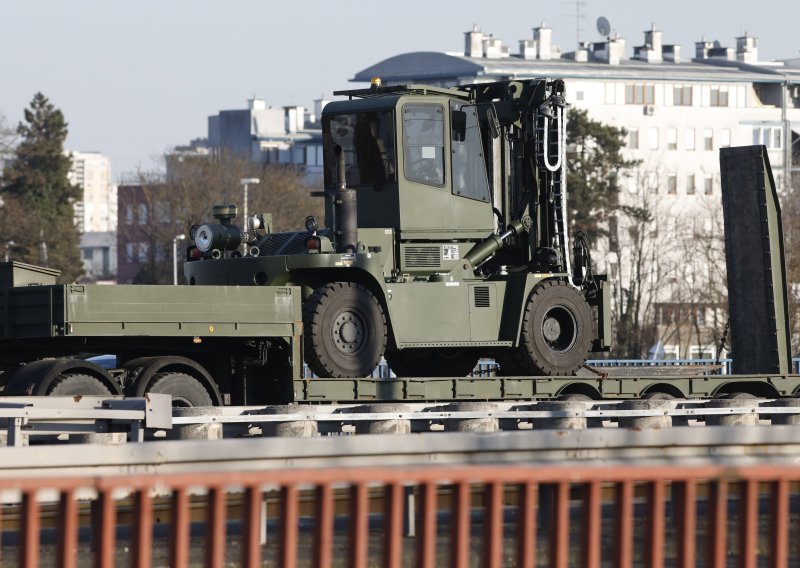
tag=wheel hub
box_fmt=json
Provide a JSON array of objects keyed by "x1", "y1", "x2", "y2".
[
  {"x1": 541, "y1": 305, "x2": 577, "y2": 352},
  {"x1": 542, "y1": 317, "x2": 562, "y2": 341},
  {"x1": 333, "y1": 310, "x2": 366, "y2": 355}
]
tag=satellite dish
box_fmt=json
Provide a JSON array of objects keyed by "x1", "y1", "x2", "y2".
[{"x1": 597, "y1": 16, "x2": 611, "y2": 38}]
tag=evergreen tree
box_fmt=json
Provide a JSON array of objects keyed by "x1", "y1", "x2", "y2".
[
  {"x1": 566, "y1": 108, "x2": 638, "y2": 238},
  {"x1": 1, "y1": 93, "x2": 82, "y2": 281}
]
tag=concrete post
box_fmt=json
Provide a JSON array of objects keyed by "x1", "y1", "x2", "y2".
[
  {"x1": 445, "y1": 402, "x2": 498, "y2": 432},
  {"x1": 355, "y1": 403, "x2": 411, "y2": 435},
  {"x1": 704, "y1": 397, "x2": 759, "y2": 426},
  {"x1": 533, "y1": 401, "x2": 587, "y2": 430},
  {"x1": 618, "y1": 399, "x2": 675, "y2": 429},
  {"x1": 169, "y1": 407, "x2": 224, "y2": 441},
  {"x1": 260, "y1": 404, "x2": 318, "y2": 437}
]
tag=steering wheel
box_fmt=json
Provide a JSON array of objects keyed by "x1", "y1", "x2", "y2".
[{"x1": 407, "y1": 159, "x2": 441, "y2": 184}]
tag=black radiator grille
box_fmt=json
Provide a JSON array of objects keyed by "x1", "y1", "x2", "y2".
[{"x1": 404, "y1": 247, "x2": 441, "y2": 268}]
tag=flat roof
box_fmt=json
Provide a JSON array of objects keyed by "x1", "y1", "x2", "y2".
[{"x1": 353, "y1": 51, "x2": 799, "y2": 85}]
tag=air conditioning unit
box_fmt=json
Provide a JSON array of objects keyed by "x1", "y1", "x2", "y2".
[{"x1": 643, "y1": 104, "x2": 655, "y2": 116}]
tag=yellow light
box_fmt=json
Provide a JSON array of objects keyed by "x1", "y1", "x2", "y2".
[{"x1": 371, "y1": 77, "x2": 382, "y2": 89}]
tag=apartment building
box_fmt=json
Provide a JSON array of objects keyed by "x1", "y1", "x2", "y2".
[
  {"x1": 67, "y1": 151, "x2": 117, "y2": 281},
  {"x1": 175, "y1": 98, "x2": 328, "y2": 183}
]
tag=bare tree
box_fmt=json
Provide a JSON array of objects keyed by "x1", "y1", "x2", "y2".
[
  {"x1": 120, "y1": 152, "x2": 323, "y2": 284},
  {"x1": 605, "y1": 169, "x2": 663, "y2": 358},
  {"x1": 602, "y1": 165, "x2": 729, "y2": 360},
  {"x1": 780, "y1": 172, "x2": 800, "y2": 354}
]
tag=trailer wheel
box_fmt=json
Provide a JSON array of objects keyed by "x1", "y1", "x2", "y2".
[
  {"x1": 146, "y1": 372, "x2": 213, "y2": 407},
  {"x1": 517, "y1": 280, "x2": 592, "y2": 376},
  {"x1": 304, "y1": 282, "x2": 387, "y2": 378},
  {"x1": 386, "y1": 349, "x2": 478, "y2": 377},
  {"x1": 48, "y1": 373, "x2": 113, "y2": 396}
]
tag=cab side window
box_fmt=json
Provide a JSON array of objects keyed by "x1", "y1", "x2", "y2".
[
  {"x1": 402, "y1": 104, "x2": 445, "y2": 186},
  {"x1": 451, "y1": 103, "x2": 491, "y2": 202}
]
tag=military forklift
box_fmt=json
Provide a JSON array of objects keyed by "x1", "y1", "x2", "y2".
[{"x1": 185, "y1": 78, "x2": 611, "y2": 378}]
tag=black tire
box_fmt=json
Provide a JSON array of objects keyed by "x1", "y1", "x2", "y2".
[
  {"x1": 558, "y1": 392, "x2": 593, "y2": 401},
  {"x1": 304, "y1": 282, "x2": 387, "y2": 378},
  {"x1": 493, "y1": 351, "x2": 528, "y2": 376},
  {"x1": 717, "y1": 392, "x2": 757, "y2": 400},
  {"x1": 515, "y1": 280, "x2": 593, "y2": 376},
  {"x1": 386, "y1": 348, "x2": 479, "y2": 377},
  {"x1": 643, "y1": 391, "x2": 677, "y2": 401},
  {"x1": 48, "y1": 373, "x2": 112, "y2": 396},
  {"x1": 146, "y1": 372, "x2": 213, "y2": 407}
]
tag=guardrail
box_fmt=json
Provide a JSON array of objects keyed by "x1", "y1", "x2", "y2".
[
  {"x1": 0, "y1": 395, "x2": 172, "y2": 447},
  {"x1": 6, "y1": 396, "x2": 800, "y2": 445},
  {"x1": 0, "y1": 462, "x2": 797, "y2": 567}
]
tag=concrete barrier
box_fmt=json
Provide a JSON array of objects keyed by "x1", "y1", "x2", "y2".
[
  {"x1": 445, "y1": 402, "x2": 498, "y2": 432},
  {"x1": 260, "y1": 404, "x2": 318, "y2": 437},
  {"x1": 170, "y1": 407, "x2": 223, "y2": 440},
  {"x1": 704, "y1": 397, "x2": 759, "y2": 426},
  {"x1": 355, "y1": 403, "x2": 411, "y2": 434},
  {"x1": 533, "y1": 401, "x2": 587, "y2": 430},
  {"x1": 618, "y1": 399, "x2": 675, "y2": 429}
]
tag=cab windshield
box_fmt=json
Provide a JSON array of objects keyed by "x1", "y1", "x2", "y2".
[{"x1": 323, "y1": 111, "x2": 396, "y2": 188}]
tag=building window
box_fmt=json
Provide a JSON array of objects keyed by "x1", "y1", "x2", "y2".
[
  {"x1": 155, "y1": 201, "x2": 170, "y2": 224},
  {"x1": 710, "y1": 87, "x2": 729, "y2": 107},
  {"x1": 720, "y1": 129, "x2": 731, "y2": 148},
  {"x1": 685, "y1": 129, "x2": 695, "y2": 151},
  {"x1": 704, "y1": 174, "x2": 713, "y2": 195},
  {"x1": 686, "y1": 174, "x2": 696, "y2": 195},
  {"x1": 138, "y1": 242, "x2": 149, "y2": 263},
  {"x1": 625, "y1": 84, "x2": 655, "y2": 105},
  {"x1": 125, "y1": 243, "x2": 134, "y2": 260},
  {"x1": 155, "y1": 245, "x2": 167, "y2": 262},
  {"x1": 82, "y1": 249, "x2": 93, "y2": 261},
  {"x1": 667, "y1": 174, "x2": 677, "y2": 194},
  {"x1": 138, "y1": 204, "x2": 148, "y2": 225},
  {"x1": 673, "y1": 85, "x2": 692, "y2": 106},
  {"x1": 667, "y1": 128, "x2": 677, "y2": 150},
  {"x1": 628, "y1": 128, "x2": 639, "y2": 149},
  {"x1": 648, "y1": 127, "x2": 659, "y2": 150},
  {"x1": 753, "y1": 127, "x2": 783, "y2": 149},
  {"x1": 126, "y1": 205, "x2": 133, "y2": 225},
  {"x1": 704, "y1": 129, "x2": 714, "y2": 151}
]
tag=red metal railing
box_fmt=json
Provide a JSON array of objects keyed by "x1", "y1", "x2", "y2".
[{"x1": 1, "y1": 463, "x2": 798, "y2": 567}]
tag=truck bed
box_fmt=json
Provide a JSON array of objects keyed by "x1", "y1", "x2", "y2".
[{"x1": 0, "y1": 284, "x2": 301, "y2": 339}]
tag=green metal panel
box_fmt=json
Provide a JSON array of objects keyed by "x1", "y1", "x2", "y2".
[
  {"x1": 720, "y1": 146, "x2": 792, "y2": 374},
  {"x1": 0, "y1": 286, "x2": 64, "y2": 338},
  {"x1": 388, "y1": 280, "x2": 471, "y2": 344},
  {"x1": 293, "y1": 374, "x2": 800, "y2": 403},
  {"x1": 64, "y1": 285, "x2": 300, "y2": 337},
  {"x1": 2, "y1": 284, "x2": 301, "y2": 340},
  {"x1": 0, "y1": 261, "x2": 60, "y2": 287},
  {"x1": 469, "y1": 283, "x2": 499, "y2": 341}
]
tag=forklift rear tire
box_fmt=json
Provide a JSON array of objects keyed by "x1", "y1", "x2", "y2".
[
  {"x1": 304, "y1": 282, "x2": 387, "y2": 378},
  {"x1": 517, "y1": 280, "x2": 592, "y2": 376}
]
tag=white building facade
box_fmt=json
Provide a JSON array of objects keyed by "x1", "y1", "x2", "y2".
[{"x1": 67, "y1": 151, "x2": 117, "y2": 281}]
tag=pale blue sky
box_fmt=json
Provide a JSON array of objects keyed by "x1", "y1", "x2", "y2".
[{"x1": 1, "y1": 0, "x2": 797, "y2": 178}]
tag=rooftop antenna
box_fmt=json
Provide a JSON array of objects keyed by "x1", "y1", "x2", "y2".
[
  {"x1": 563, "y1": 0, "x2": 586, "y2": 46},
  {"x1": 596, "y1": 16, "x2": 611, "y2": 39}
]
